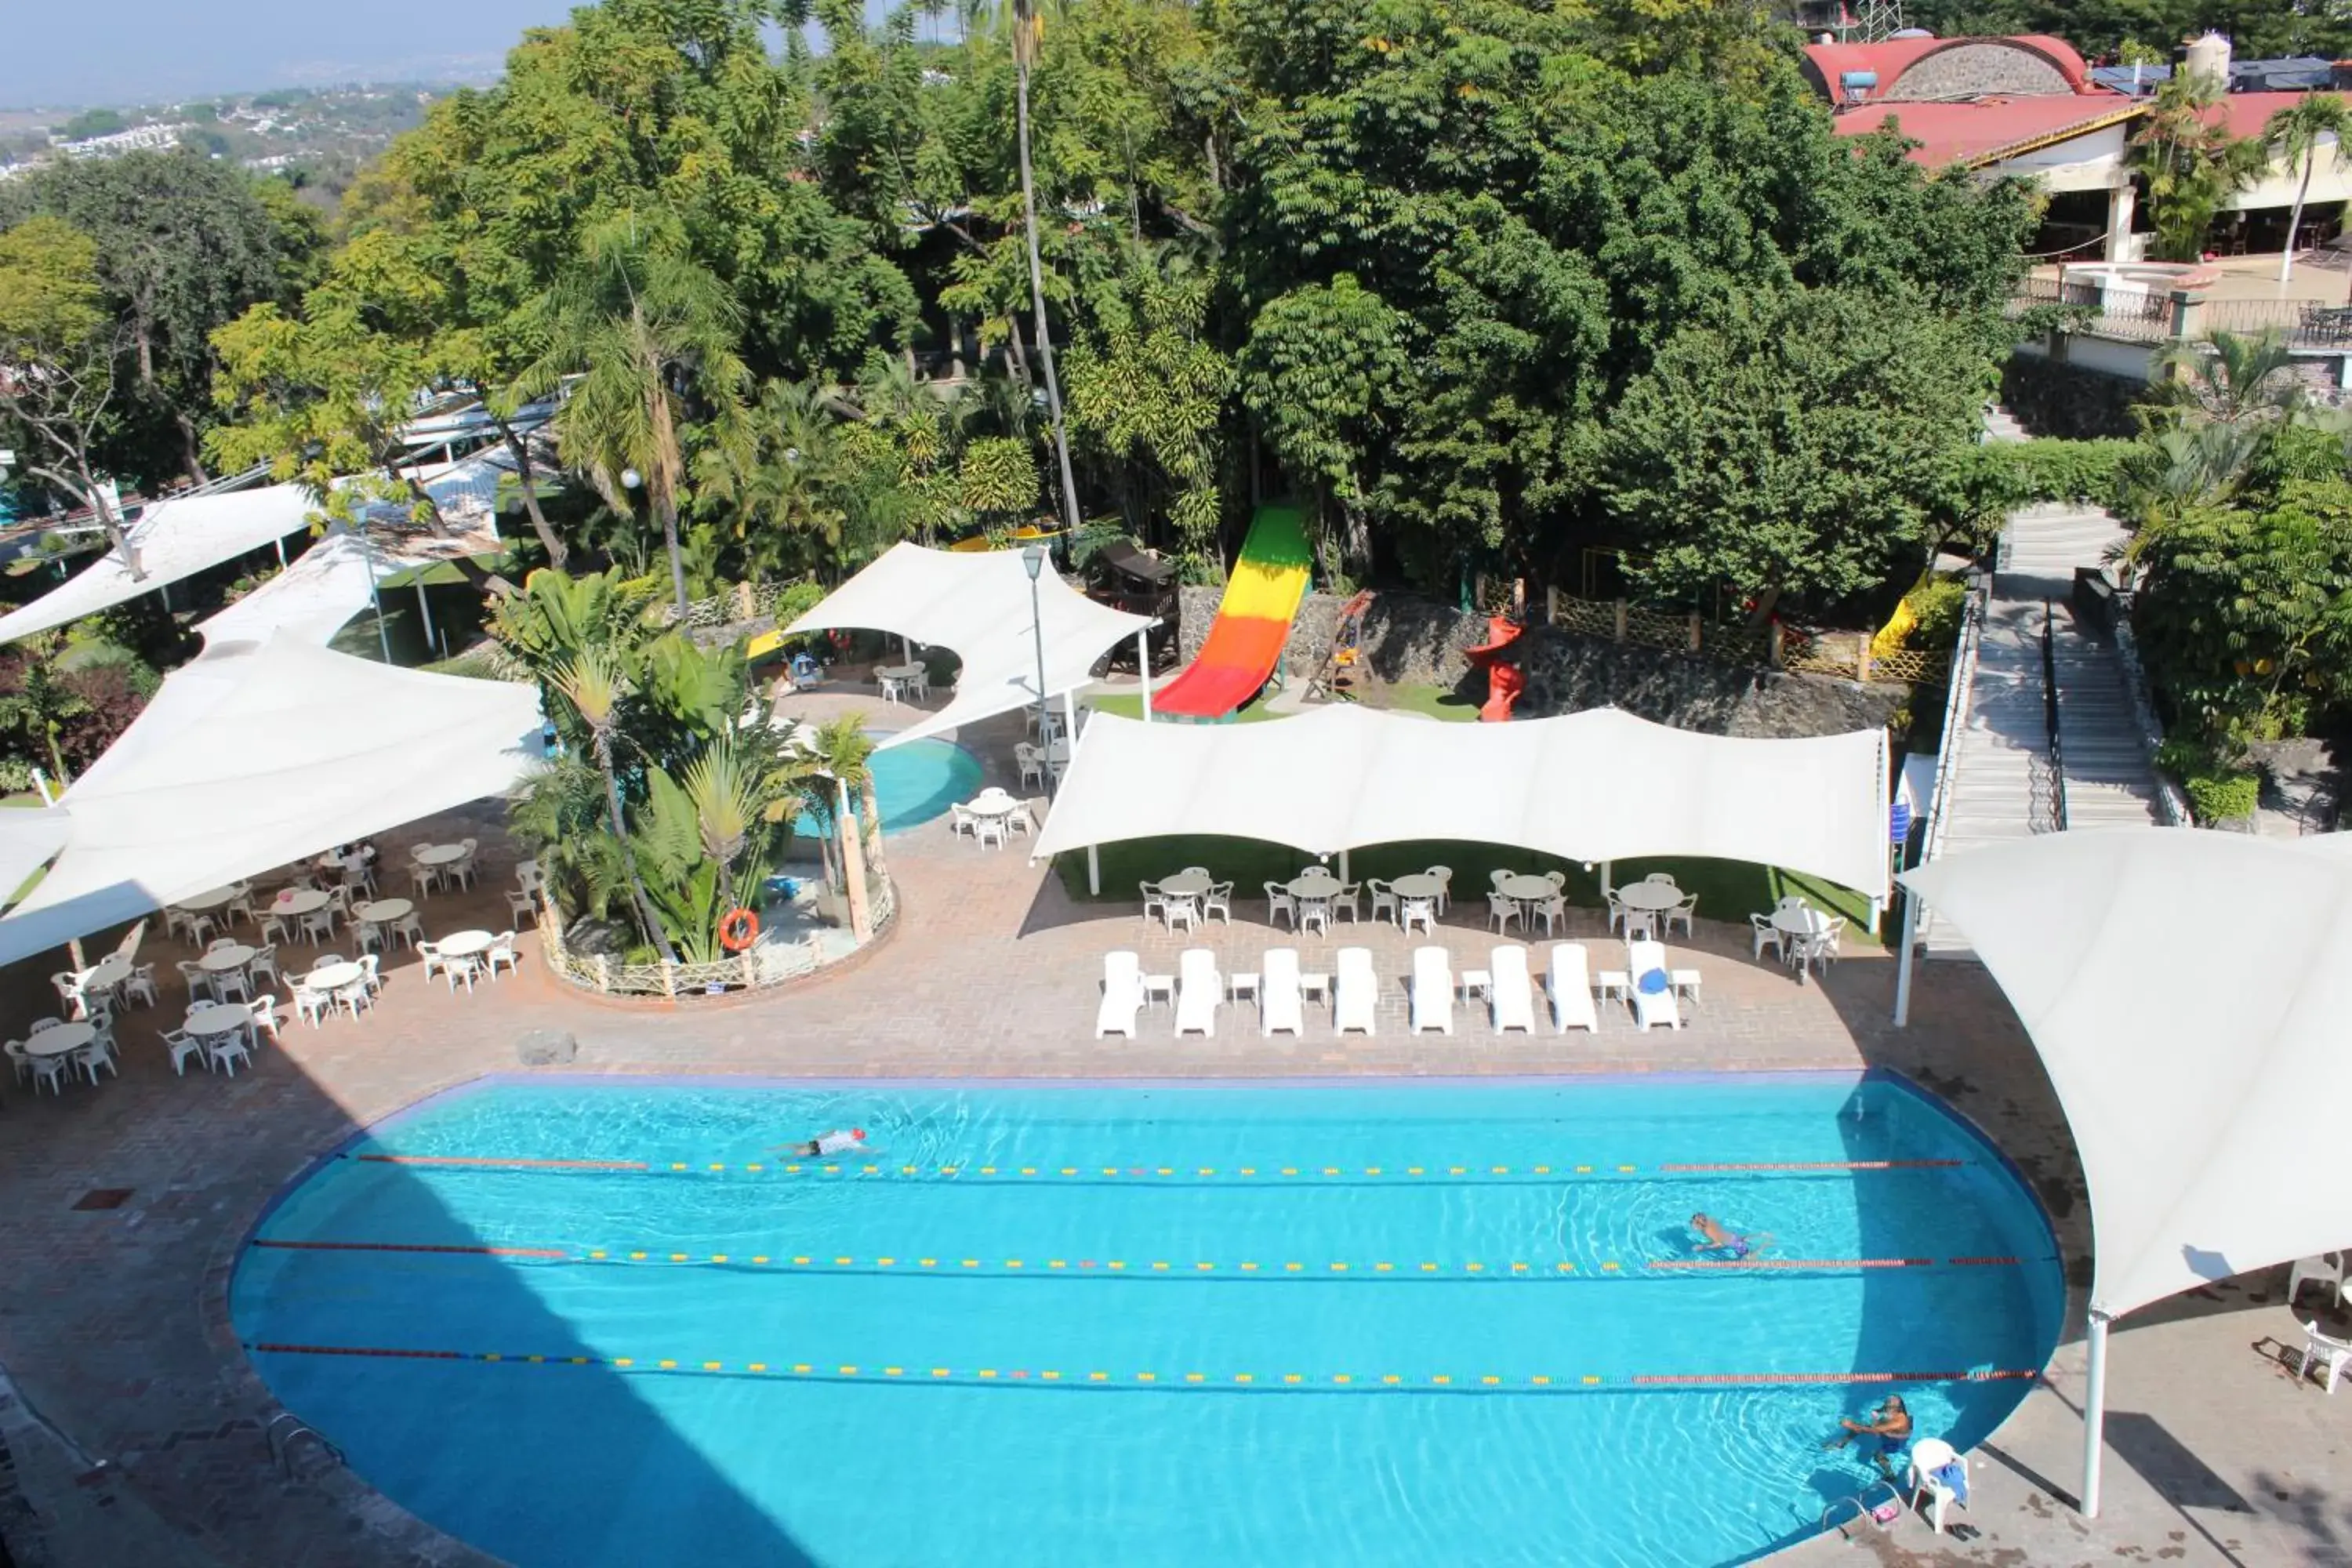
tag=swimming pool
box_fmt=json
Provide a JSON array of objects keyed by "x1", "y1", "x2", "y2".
[
  {"x1": 234, "y1": 1075, "x2": 2060, "y2": 1567},
  {"x1": 793, "y1": 734, "x2": 980, "y2": 838}
]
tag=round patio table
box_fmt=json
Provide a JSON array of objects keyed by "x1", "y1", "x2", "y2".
[
  {"x1": 272, "y1": 888, "x2": 332, "y2": 918},
  {"x1": 1388, "y1": 873, "x2": 1443, "y2": 899},
  {"x1": 79, "y1": 953, "x2": 132, "y2": 994},
  {"x1": 1160, "y1": 871, "x2": 1214, "y2": 898},
  {"x1": 198, "y1": 944, "x2": 256, "y2": 974},
  {"x1": 184, "y1": 1003, "x2": 251, "y2": 1039},
  {"x1": 414, "y1": 844, "x2": 468, "y2": 869},
  {"x1": 176, "y1": 886, "x2": 242, "y2": 912},
  {"x1": 1614, "y1": 881, "x2": 1686, "y2": 913},
  {"x1": 1771, "y1": 905, "x2": 1831, "y2": 985},
  {"x1": 354, "y1": 898, "x2": 414, "y2": 925},
  {"x1": 305, "y1": 961, "x2": 365, "y2": 994},
  {"x1": 964, "y1": 793, "x2": 1020, "y2": 821},
  {"x1": 438, "y1": 929, "x2": 497, "y2": 960},
  {"x1": 1497, "y1": 873, "x2": 1559, "y2": 903},
  {"x1": 24, "y1": 1021, "x2": 96, "y2": 1058}
]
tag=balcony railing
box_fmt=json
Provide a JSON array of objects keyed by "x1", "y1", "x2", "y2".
[{"x1": 2015, "y1": 281, "x2": 2352, "y2": 349}]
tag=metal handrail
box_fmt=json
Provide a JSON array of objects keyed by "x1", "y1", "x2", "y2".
[
  {"x1": 2041, "y1": 599, "x2": 2069, "y2": 833},
  {"x1": 1917, "y1": 575, "x2": 1988, "y2": 873},
  {"x1": 265, "y1": 1411, "x2": 343, "y2": 1477}
]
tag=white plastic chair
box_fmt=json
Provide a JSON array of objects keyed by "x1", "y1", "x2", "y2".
[
  {"x1": 260, "y1": 909, "x2": 294, "y2": 946},
  {"x1": 1332, "y1": 883, "x2": 1362, "y2": 922},
  {"x1": 1410, "y1": 946, "x2": 1454, "y2": 1036},
  {"x1": 1486, "y1": 891, "x2": 1522, "y2": 935},
  {"x1": 300, "y1": 906, "x2": 338, "y2": 946},
  {"x1": 292, "y1": 985, "x2": 332, "y2": 1029},
  {"x1": 207, "y1": 1030, "x2": 253, "y2": 1076},
  {"x1": 1905, "y1": 1438, "x2": 1966, "y2": 1535},
  {"x1": 1261, "y1": 948, "x2": 1305, "y2": 1037},
  {"x1": 1426, "y1": 866, "x2": 1453, "y2": 915},
  {"x1": 212, "y1": 967, "x2": 254, "y2": 1005},
  {"x1": 2299, "y1": 1319, "x2": 2352, "y2": 1394},
  {"x1": 451, "y1": 838, "x2": 480, "y2": 891},
  {"x1": 1606, "y1": 890, "x2": 1626, "y2": 935},
  {"x1": 1400, "y1": 897, "x2": 1437, "y2": 936},
  {"x1": 1139, "y1": 882, "x2": 1168, "y2": 925},
  {"x1": 2288, "y1": 1253, "x2": 2346, "y2": 1309},
  {"x1": 1666, "y1": 894, "x2": 1698, "y2": 939},
  {"x1": 507, "y1": 887, "x2": 542, "y2": 926},
  {"x1": 160, "y1": 1027, "x2": 205, "y2": 1076},
  {"x1": 1264, "y1": 881, "x2": 1296, "y2": 931},
  {"x1": 124, "y1": 963, "x2": 161, "y2": 1009},
  {"x1": 1544, "y1": 942, "x2": 1599, "y2": 1032},
  {"x1": 1367, "y1": 879, "x2": 1398, "y2": 927},
  {"x1": 1334, "y1": 947, "x2": 1377, "y2": 1036},
  {"x1": 396, "y1": 911, "x2": 426, "y2": 950},
  {"x1": 1096, "y1": 951, "x2": 1145, "y2": 1039},
  {"x1": 416, "y1": 939, "x2": 446, "y2": 985},
  {"x1": 1645, "y1": 871, "x2": 1678, "y2": 887},
  {"x1": 13, "y1": 1041, "x2": 67, "y2": 1095},
  {"x1": 1174, "y1": 949, "x2": 1221, "y2": 1037},
  {"x1": 1014, "y1": 743, "x2": 1046, "y2": 790},
  {"x1": 248, "y1": 996, "x2": 283, "y2": 1045},
  {"x1": 74, "y1": 1035, "x2": 118, "y2": 1084},
  {"x1": 1489, "y1": 945, "x2": 1536, "y2": 1035},
  {"x1": 1203, "y1": 882, "x2": 1235, "y2": 927},
  {"x1": 176, "y1": 960, "x2": 214, "y2": 1004},
  {"x1": 1627, "y1": 938, "x2": 1680, "y2": 1032},
  {"x1": 1750, "y1": 913, "x2": 1783, "y2": 961},
  {"x1": 249, "y1": 946, "x2": 281, "y2": 986},
  {"x1": 1164, "y1": 895, "x2": 1200, "y2": 934},
  {"x1": 487, "y1": 931, "x2": 521, "y2": 978}
]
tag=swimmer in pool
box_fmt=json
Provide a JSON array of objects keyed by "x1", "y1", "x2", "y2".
[
  {"x1": 781, "y1": 1128, "x2": 868, "y2": 1158},
  {"x1": 1825, "y1": 1395, "x2": 1911, "y2": 1475},
  {"x1": 1690, "y1": 1212, "x2": 1766, "y2": 1259}
]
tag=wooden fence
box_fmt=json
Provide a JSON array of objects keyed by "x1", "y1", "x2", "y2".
[
  {"x1": 1535, "y1": 586, "x2": 1948, "y2": 688},
  {"x1": 539, "y1": 878, "x2": 898, "y2": 1000}
]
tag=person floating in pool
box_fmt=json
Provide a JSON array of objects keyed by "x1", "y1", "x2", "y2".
[
  {"x1": 1690, "y1": 1212, "x2": 1767, "y2": 1260},
  {"x1": 1824, "y1": 1395, "x2": 1912, "y2": 1475},
  {"x1": 783, "y1": 1128, "x2": 868, "y2": 1158}
]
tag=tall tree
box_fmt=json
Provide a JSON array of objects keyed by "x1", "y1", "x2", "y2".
[
  {"x1": 1012, "y1": 0, "x2": 1087, "y2": 539},
  {"x1": 518, "y1": 212, "x2": 752, "y2": 616},
  {"x1": 2268, "y1": 94, "x2": 2352, "y2": 284},
  {"x1": 0, "y1": 218, "x2": 139, "y2": 569},
  {"x1": 2126, "y1": 73, "x2": 2267, "y2": 263}
]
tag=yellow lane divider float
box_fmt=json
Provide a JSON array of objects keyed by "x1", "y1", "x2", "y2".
[
  {"x1": 245, "y1": 1341, "x2": 2042, "y2": 1392},
  {"x1": 351, "y1": 1154, "x2": 1964, "y2": 1181},
  {"x1": 251, "y1": 1239, "x2": 2030, "y2": 1275}
]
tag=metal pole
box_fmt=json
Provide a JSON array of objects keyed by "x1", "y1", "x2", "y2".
[
  {"x1": 1599, "y1": 861, "x2": 1611, "y2": 898},
  {"x1": 274, "y1": 535, "x2": 287, "y2": 568},
  {"x1": 2082, "y1": 1310, "x2": 2111, "y2": 1518},
  {"x1": 1086, "y1": 844, "x2": 1100, "y2": 895},
  {"x1": 1893, "y1": 892, "x2": 1921, "y2": 1026},
  {"x1": 1029, "y1": 574, "x2": 1054, "y2": 800},
  {"x1": 1339, "y1": 849, "x2": 1351, "y2": 885},
  {"x1": 365, "y1": 532, "x2": 394, "y2": 663},
  {"x1": 1138, "y1": 629, "x2": 1152, "y2": 723},
  {"x1": 414, "y1": 575, "x2": 437, "y2": 653}
]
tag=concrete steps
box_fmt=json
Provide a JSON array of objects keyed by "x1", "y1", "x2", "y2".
[{"x1": 1983, "y1": 403, "x2": 2029, "y2": 442}]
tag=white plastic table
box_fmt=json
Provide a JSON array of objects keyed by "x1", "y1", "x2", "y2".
[
  {"x1": 198, "y1": 944, "x2": 256, "y2": 974},
  {"x1": 875, "y1": 662, "x2": 924, "y2": 703},
  {"x1": 439, "y1": 930, "x2": 496, "y2": 959},
  {"x1": 414, "y1": 844, "x2": 468, "y2": 868},
  {"x1": 80, "y1": 954, "x2": 132, "y2": 994},
  {"x1": 354, "y1": 898, "x2": 414, "y2": 925},
  {"x1": 1284, "y1": 873, "x2": 1341, "y2": 898},
  {"x1": 1771, "y1": 906, "x2": 1831, "y2": 984},
  {"x1": 1389, "y1": 873, "x2": 1443, "y2": 899},
  {"x1": 24, "y1": 1021, "x2": 95, "y2": 1058},
  {"x1": 1614, "y1": 881, "x2": 1686, "y2": 913},
  {"x1": 1497, "y1": 873, "x2": 1558, "y2": 903},
  {"x1": 306, "y1": 961, "x2": 365, "y2": 993},
  {"x1": 1160, "y1": 871, "x2": 1214, "y2": 898},
  {"x1": 176, "y1": 886, "x2": 241, "y2": 912},
  {"x1": 184, "y1": 1002, "x2": 251, "y2": 1039},
  {"x1": 271, "y1": 889, "x2": 332, "y2": 918}
]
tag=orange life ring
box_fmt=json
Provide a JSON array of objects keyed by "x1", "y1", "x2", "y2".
[{"x1": 718, "y1": 907, "x2": 760, "y2": 953}]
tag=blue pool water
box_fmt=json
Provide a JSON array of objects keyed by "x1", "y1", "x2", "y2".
[
  {"x1": 792, "y1": 735, "x2": 980, "y2": 839},
  {"x1": 234, "y1": 1075, "x2": 2061, "y2": 1568}
]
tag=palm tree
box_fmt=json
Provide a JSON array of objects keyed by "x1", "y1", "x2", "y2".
[
  {"x1": 2157, "y1": 329, "x2": 2303, "y2": 430},
  {"x1": 801, "y1": 716, "x2": 880, "y2": 942},
  {"x1": 551, "y1": 648, "x2": 682, "y2": 966},
  {"x1": 2126, "y1": 74, "x2": 2267, "y2": 262},
  {"x1": 519, "y1": 211, "x2": 751, "y2": 618},
  {"x1": 1011, "y1": 0, "x2": 1086, "y2": 540},
  {"x1": 2269, "y1": 95, "x2": 2352, "y2": 284}
]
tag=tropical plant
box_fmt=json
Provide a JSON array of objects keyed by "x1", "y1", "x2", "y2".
[
  {"x1": 517, "y1": 211, "x2": 752, "y2": 616},
  {"x1": 2125, "y1": 74, "x2": 2267, "y2": 263},
  {"x1": 798, "y1": 715, "x2": 883, "y2": 942},
  {"x1": 0, "y1": 218, "x2": 140, "y2": 569},
  {"x1": 2270, "y1": 95, "x2": 2352, "y2": 284},
  {"x1": 1010, "y1": 0, "x2": 1085, "y2": 539}
]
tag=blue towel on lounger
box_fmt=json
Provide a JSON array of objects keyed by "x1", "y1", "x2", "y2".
[{"x1": 1637, "y1": 968, "x2": 1670, "y2": 996}]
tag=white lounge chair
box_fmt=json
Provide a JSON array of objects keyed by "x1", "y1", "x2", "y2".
[
  {"x1": 2300, "y1": 1318, "x2": 2352, "y2": 1394},
  {"x1": 1096, "y1": 951, "x2": 1145, "y2": 1039},
  {"x1": 2289, "y1": 1253, "x2": 2346, "y2": 1309},
  {"x1": 1334, "y1": 947, "x2": 1377, "y2": 1036},
  {"x1": 1905, "y1": 1438, "x2": 1969, "y2": 1535},
  {"x1": 1174, "y1": 949, "x2": 1221, "y2": 1037},
  {"x1": 1626, "y1": 938, "x2": 1680, "y2": 1032},
  {"x1": 1489, "y1": 945, "x2": 1536, "y2": 1034},
  {"x1": 1410, "y1": 946, "x2": 1454, "y2": 1035},
  {"x1": 1547, "y1": 942, "x2": 1599, "y2": 1033},
  {"x1": 1261, "y1": 948, "x2": 1305, "y2": 1037}
]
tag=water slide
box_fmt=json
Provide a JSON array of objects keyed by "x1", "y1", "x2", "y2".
[
  {"x1": 1152, "y1": 504, "x2": 1312, "y2": 718},
  {"x1": 1462, "y1": 614, "x2": 1524, "y2": 721}
]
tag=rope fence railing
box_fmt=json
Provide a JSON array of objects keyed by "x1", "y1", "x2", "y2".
[{"x1": 1534, "y1": 586, "x2": 1951, "y2": 689}]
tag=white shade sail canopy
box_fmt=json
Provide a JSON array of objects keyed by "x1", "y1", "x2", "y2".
[
  {"x1": 1904, "y1": 828, "x2": 2352, "y2": 1319},
  {"x1": 0, "y1": 635, "x2": 545, "y2": 967},
  {"x1": 1032, "y1": 705, "x2": 1893, "y2": 899},
  {"x1": 0, "y1": 484, "x2": 316, "y2": 645},
  {"x1": 195, "y1": 532, "x2": 387, "y2": 651},
  {"x1": 0, "y1": 808, "x2": 70, "y2": 902},
  {"x1": 783, "y1": 543, "x2": 1152, "y2": 749}
]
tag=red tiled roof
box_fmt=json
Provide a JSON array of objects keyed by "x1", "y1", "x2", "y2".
[
  {"x1": 2216, "y1": 89, "x2": 2352, "y2": 138},
  {"x1": 1802, "y1": 34, "x2": 2093, "y2": 101},
  {"x1": 1833, "y1": 95, "x2": 2142, "y2": 168}
]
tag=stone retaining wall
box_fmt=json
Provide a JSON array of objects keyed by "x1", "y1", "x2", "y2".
[{"x1": 1178, "y1": 588, "x2": 1909, "y2": 739}]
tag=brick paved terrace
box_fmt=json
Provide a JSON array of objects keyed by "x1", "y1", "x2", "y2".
[{"x1": 0, "y1": 697, "x2": 2346, "y2": 1566}]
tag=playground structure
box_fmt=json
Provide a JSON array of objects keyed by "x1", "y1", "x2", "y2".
[
  {"x1": 1152, "y1": 505, "x2": 1312, "y2": 719},
  {"x1": 1462, "y1": 614, "x2": 1526, "y2": 722},
  {"x1": 1305, "y1": 590, "x2": 1375, "y2": 703}
]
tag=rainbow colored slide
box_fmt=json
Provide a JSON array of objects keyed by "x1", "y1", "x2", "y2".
[{"x1": 1152, "y1": 505, "x2": 1312, "y2": 718}]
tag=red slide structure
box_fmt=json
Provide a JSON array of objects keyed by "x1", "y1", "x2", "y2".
[{"x1": 1462, "y1": 615, "x2": 1525, "y2": 722}]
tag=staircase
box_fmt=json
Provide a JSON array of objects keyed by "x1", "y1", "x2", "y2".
[{"x1": 1919, "y1": 500, "x2": 2165, "y2": 955}]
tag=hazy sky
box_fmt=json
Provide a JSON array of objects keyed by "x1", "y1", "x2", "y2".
[{"x1": 1, "y1": 0, "x2": 582, "y2": 108}]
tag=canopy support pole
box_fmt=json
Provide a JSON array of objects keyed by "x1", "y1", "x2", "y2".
[
  {"x1": 901, "y1": 634, "x2": 913, "y2": 664},
  {"x1": 274, "y1": 535, "x2": 287, "y2": 568},
  {"x1": 364, "y1": 532, "x2": 393, "y2": 663},
  {"x1": 1138, "y1": 630, "x2": 1152, "y2": 722},
  {"x1": 1339, "y1": 849, "x2": 1350, "y2": 884},
  {"x1": 1893, "y1": 892, "x2": 1921, "y2": 1026},
  {"x1": 1599, "y1": 861, "x2": 1611, "y2": 898},
  {"x1": 2082, "y1": 1309, "x2": 2111, "y2": 1518},
  {"x1": 1867, "y1": 895, "x2": 1882, "y2": 938},
  {"x1": 414, "y1": 578, "x2": 437, "y2": 652},
  {"x1": 1086, "y1": 844, "x2": 1100, "y2": 895}
]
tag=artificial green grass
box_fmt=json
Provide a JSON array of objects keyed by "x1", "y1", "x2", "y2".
[
  {"x1": 1379, "y1": 682, "x2": 1483, "y2": 722},
  {"x1": 1055, "y1": 836, "x2": 1881, "y2": 946}
]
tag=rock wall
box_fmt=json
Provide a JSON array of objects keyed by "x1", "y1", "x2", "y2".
[
  {"x1": 2001, "y1": 352, "x2": 2145, "y2": 440},
  {"x1": 1178, "y1": 587, "x2": 1909, "y2": 739}
]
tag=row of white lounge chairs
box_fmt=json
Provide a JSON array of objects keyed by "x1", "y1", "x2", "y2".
[{"x1": 1096, "y1": 940, "x2": 1697, "y2": 1039}]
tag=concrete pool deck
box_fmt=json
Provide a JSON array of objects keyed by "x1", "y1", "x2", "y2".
[{"x1": 0, "y1": 698, "x2": 2343, "y2": 1566}]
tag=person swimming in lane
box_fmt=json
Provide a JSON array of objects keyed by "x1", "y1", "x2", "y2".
[
  {"x1": 1690, "y1": 1212, "x2": 1769, "y2": 1259},
  {"x1": 780, "y1": 1128, "x2": 868, "y2": 1158}
]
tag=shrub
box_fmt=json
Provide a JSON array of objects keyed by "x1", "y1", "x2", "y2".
[
  {"x1": 1903, "y1": 579, "x2": 1969, "y2": 649},
  {"x1": 56, "y1": 665, "x2": 148, "y2": 773},
  {"x1": 1964, "y1": 439, "x2": 2137, "y2": 521},
  {"x1": 2183, "y1": 768, "x2": 2260, "y2": 826}
]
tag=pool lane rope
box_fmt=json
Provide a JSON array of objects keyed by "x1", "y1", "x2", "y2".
[
  {"x1": 348, "y1": 1154, "x2": 1966, "y2": 1181},
  {"x1": 242, "y1": 1341, "x2": 2042, "y2": 1393},
  {"x1": 250, "y1": 1238, "x2": 2029, "y2": 1276}
]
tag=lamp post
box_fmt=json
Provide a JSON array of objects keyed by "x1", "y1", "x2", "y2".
[{"x1": 1023, "y1": 544, "x2": 1054, "y2": 799}]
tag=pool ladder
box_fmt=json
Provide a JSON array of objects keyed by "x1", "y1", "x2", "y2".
[
  {"x1": 1819, "y1": 1478, "x2": 1903, "y2": 1534},
  {"x1": 265, "y1": 1411, "x2": 343, "y2": 1479}
]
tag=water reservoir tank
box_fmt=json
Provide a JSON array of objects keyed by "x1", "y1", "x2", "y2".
[{"x1": 2183, "y1": 31, "x2": 2231, "y2": 89}]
